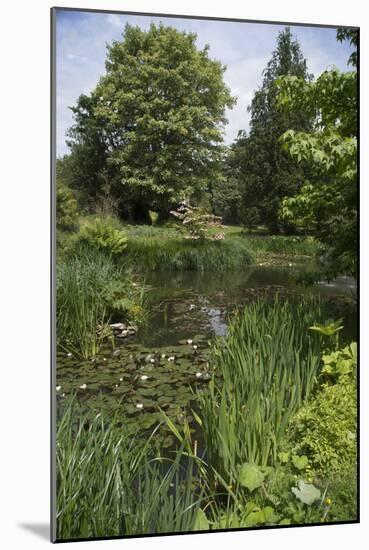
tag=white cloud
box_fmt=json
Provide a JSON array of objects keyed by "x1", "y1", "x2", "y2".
[{"x1": 106, "y1": 14, "x2": 125, "y2": 28}]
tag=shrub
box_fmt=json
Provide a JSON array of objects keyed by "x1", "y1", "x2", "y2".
[
  {"x1": 75, "y1": 217, "x2": 127, "y2": 255},
  {"x1": 287, "y1": 343, "x2": 357, "y2": 476},
  {"x1": 56, "y1": 184, "x2": 78, "y2": 230},
  {"x1": 170, "y1": 203, "x2": 223, "y2": 241}
]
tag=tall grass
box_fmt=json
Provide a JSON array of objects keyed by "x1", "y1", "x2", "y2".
[
  {"x1": 56, "y1": 253, "x2": 111, "y2": 358},
  {"x1": 245, "y1": 235, "x2": 317, "y2": 257},
  {"x1": 56, "y1": 251, "x2": 146, "y2": 358},
  {"x1": 56, "y1": 397, "x2": 202, "y2": 539},
  {"x1": 124, "y1": 237, "x2": 254, "y2": 271},
  {"x1": 167, "y1": 298, "x2": 329, "y2": 491}
]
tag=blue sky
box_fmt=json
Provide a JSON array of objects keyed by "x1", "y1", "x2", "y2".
[{"x1": 56, "y1": 9, "x2": 354, "y2": 157}]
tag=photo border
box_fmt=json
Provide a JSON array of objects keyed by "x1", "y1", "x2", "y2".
[{"x1": 50, "y1": 6, "x2": 360, "y2": 543}]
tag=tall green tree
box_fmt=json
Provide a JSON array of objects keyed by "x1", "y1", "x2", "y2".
[
  {"x1": 232, "y1": 27, "x2": 313, "y2": 233},
  {"x1": 276, "y1": 30, "x2": 358, "y2": 278},
  {"x1": 65, "y1": 23, "x2": 235, "y2": 222}
]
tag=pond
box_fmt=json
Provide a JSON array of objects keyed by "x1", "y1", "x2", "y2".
[{"x1": 56, "y1": 264, "x2": 357, "y2": 437}]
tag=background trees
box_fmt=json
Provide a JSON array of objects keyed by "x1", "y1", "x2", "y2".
[
  {"x1": 228, "y1": 28, "x2": 313, "y2": 233},
  {"x1": 62, "y1": 23, "x2": 235, "y2": 222},
  {"x1": 276, "y1": 30, "x2": 358, "y2": 277}
]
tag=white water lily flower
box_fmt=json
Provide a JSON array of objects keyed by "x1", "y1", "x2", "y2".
[
  {"x1": 115, "y1": 384, "x2": 118, "y2": 388},
  {"x1": 119, "y1": 377, "x2": 123, "y2": 382},
  {"x1": 195, "y1": 372, "x2": 202, "y2": 378},
  {"x1": 150, "y1": 358, "x2": 155, "y2": 364},
  {"x1": 161, "y1": 354, "x2": 166, "y2": 359},
  {"x1": 56, "y1": 386, "x2": 61, "y2": 392},
  {"x1": 140, "y1": 375, "x2": 149, "y2": 381},
  {"x1": 193, "y1": 345, "x2": 198, "y2": 350},
  {"x1": 168, "y1": 356, "x2": 175, "y2": 362},
  {"x1": 136, "y1": 403, "x2": 144, "y2": 409},
  {"x1": 67, "y1": 352, "x2": 72, "y2": 358},
  {"x1": 61, "y1": 393, "x2": 65, "y2": 398},
  {"x1": 103, "y1": 358, "x2": 107, "y2": 362},
  {"x1": 79, "y1": 383, "x2": 87, "y2": 390},
  {"x1": 187, "y1": 339, "x2": 193, "y2": 345}
]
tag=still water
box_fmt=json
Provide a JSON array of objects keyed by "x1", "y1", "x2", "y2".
[{"x1": 56, "y1": 265, "x2": 356, "y2": 433}]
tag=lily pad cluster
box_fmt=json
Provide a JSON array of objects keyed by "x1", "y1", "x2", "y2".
[{"x1": 56, "y1": 336, "x2": 211, "y2": 435}]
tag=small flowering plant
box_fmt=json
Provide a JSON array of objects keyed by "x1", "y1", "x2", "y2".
[{"x1": 170, "y1": 202, "x2": 224, "y2": 241}]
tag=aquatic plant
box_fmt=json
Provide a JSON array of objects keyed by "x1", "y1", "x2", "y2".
[
  {"x1": 56, "y1": 251, "x2": 146, "y2": 358},
  {"x1": 165, "y1": 297, "x2": 329, "y2": 491},
  {"x1": 56, "y1": 397, "x2": 202, "y2": 539},
  {"x1": 124, "y1": 236, "x2": 253, "y2": 271}
]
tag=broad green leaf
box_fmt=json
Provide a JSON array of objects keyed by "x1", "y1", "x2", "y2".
[
  {"x1": 292, "y1": 455, "x2": 309, "y2": 470},
  {"x1": 292, "y1": 480, "x2": 321, "y2": 505},
  {"x1": 238, "y1": 463, "x2": 265, "y2": 492}
]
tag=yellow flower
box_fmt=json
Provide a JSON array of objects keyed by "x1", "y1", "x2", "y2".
[{"x1": 325, "y1": 497, "x2": 332, "y2": 506}]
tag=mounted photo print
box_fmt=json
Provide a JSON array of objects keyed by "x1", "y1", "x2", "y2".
[{"x1": 51, "y1": 6, "x2": 359, "y2": 542}]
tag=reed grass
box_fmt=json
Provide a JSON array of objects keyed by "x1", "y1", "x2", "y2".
[
  {"x1": 123, "y1": 237, "x2": 254, "y2": 271},
  {"x1": 200, "y1": 298, "x2": 328, "y2": 483},
  {"x1": 56, "y1": 251, "x2": 146, "y2": 358},
  {"x1": 245, "y1": 235, "x2": 317, "y2": 257},
  {"x1": 56, "y1": 397, "x2": 202, "y2": 539},
  {"x1": 56, "y1": 253, "x2": 112, "y2": 358},
  {"x1": 164, "y1": 297, "x2": 330, "y2": 493}
]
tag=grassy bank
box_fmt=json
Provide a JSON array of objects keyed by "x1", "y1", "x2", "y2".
[
  {"x1": 56, "y1": 250, "x2": 146, "y2": 358},
  {"x1": 123, "y1": 236, "x2": 254, "y2": 271},
  {"x1": 59, "y1": 218, "x2": 318, "y2": 272}
]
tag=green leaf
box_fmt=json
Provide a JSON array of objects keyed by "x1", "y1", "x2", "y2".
[
  {"x1": 194, "y1": 508, "x2": 209, "y2": 531},
  {"x1": 238, "y1": 463, "x2": 265, "y2": 492},
  {"x1": 292, "y1": 455, "x2": 309, "y2": 470},
  {"x1": 278, "y1": 451, "x2": 290, "y2": 464},
  {"x1": 292, "y1": 480, "x2": 321, "y2": 505}
]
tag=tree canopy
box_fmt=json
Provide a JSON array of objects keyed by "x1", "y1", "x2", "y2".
[
  {"x1": 276, "y1": 30, "x2": 358, "y2": 277},
  {"x1": 228, "y1": 27, "x2": 313, "y2": 233},
  {"x1": 65, "y1": 23, "x2": 235, "y2": 221}
]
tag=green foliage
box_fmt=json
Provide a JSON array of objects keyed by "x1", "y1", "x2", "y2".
[
  {"x1": 291, "y1": 455, "x2": 309, "y2": 471},
  {"x1": 230, "y1": 28, "x2": 313, "y2": 233},
  {"x1": 124, "y1": 235, "x2": 253, "y2": 271},
  {"x1": 238, "y1": 463, "x2": 265, "y2": 492},
  {"x1": 245, "y1": 235, "x2": 317, "y2": 258},
  {"x1": 74, "y1": 217, "x2": 127, "y2": 255},
  {"x1": 319, "y1": 342, "x2": 356, "y2": 384},
  {"x1": 336, "y1": 28, "x2": 358, "y2": 67},
  {"x1": 166, "y1": 298, "x2": 327, "y2": 490},
  {"x1": 276, "y1": 32, "x2": 357, "y2": 277},
  {"x1": 291, "y1": 480, "x2": 321, "y2": 505},
  {"x1": 57, "y1": 397, "x2": 201, "y2": 539},
  {"x1": 287, "y1": 343, "x2": 357, "y2": 476},
  {"x1": 66, "y1": 23, "x2": 235, "y2": 220},
  {"x1": 56, "y1": 184, "x2": 78, "y2": 230},
  {"x1": 170, "y1": 202, "x2": 223, "y2": 241},
  {"x1": 210, "y1": 174, "x2": 243, "y2": 224},
  {"x1": 56, "y1": 251, "x2": 146, "y2": 357}
]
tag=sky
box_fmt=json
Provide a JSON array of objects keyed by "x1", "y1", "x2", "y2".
[{"x1": 55, "y1": 9, "x2": 354, "y2": 157}]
